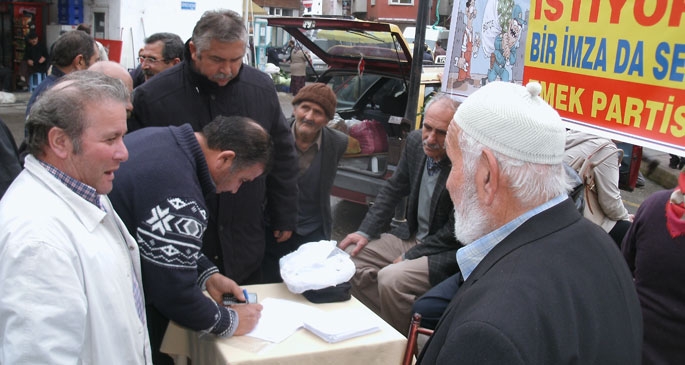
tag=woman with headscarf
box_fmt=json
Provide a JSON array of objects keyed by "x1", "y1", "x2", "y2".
[
  {"x1": 288, "y1": 42, "x2": 310, "y2": 96},
  {"x1": 622, "y1": 167, "x2": 685, "y2": 365}
]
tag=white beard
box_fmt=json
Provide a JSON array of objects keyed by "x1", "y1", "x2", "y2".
[{"x1": 453, "y1": 177, "x2": 491, "y2": 245}]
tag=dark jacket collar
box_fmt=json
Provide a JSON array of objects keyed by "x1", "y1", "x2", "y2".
[
  {"x1": 170, "y1": 123, "x2": 215, "y2": 196},
  {"x1": 466, "y1": 198, "x2": 581, "y2": 284},
  {"x1": 50, "y1": 66, "x2": 66, "y2": 78}
]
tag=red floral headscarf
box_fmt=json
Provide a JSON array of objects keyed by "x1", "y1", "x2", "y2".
[{"x1": 666, "y1": 169, "x2": 685, "y2": 238}]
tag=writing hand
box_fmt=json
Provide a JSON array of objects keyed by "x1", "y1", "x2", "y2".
[{"x1": 232, "y1": 303, "x2": 263, "y2": 335}]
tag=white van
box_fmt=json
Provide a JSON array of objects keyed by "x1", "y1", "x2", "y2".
[{"x1": 402, "y1": 26, "x2": 450, "y2": 57}]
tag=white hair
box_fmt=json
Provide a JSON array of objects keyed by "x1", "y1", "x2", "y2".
[{"x1": 457, "y1": 128, "x2": 571, "y2": 208}]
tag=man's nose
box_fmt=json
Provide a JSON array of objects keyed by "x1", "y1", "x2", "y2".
[
  {"x1": 426, "y1": 131, "x2": 438, "y2": 143},
  {"x1": 227, "y1": 61, "x2": 242, "y2": 75},
  {"x1": 115, "y1": 140, "x2": 129, "y2": 162}
]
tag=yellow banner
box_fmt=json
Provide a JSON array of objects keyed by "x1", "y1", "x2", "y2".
[{"x1": 524, "y1": 0, "x2": 685, "y2": 153}]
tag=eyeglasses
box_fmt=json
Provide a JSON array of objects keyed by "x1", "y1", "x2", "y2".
[{"x1": 138, "y1": 56, "x2": 165, "y2": 64}]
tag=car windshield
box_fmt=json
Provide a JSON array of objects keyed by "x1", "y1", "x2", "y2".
[
  {"x1": 294, "y1": 28, "x2": 407, "y2": 63},
  {"x1": 328, "y1": 74, "x2": 382, "y2": 109},
  {"x1": 267, "y1": 17, "x2": 412, "y2": 75}
]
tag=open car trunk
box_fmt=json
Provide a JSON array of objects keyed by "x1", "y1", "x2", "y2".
[{"x1": 267, "y1": 17, "x2": 441, "y2": 204}]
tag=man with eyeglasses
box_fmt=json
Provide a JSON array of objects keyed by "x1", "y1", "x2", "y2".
[
  {"x1": 129, "y1": 10, "x2": 298, "y2": 289},
  {"x1": 136, "y1": 32, "x2": 183, "y2": 87}
]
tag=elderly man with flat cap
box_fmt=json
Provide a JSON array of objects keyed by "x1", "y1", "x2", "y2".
[
  {"x1": 261, "y1": 83, "x2": 348, "y2": 283},
  {"x1": 417, "y1": 81, "x2": 642, "y2": 364}
]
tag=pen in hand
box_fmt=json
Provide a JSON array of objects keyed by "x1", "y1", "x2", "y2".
[{"x1": 243, "y1": 289, "x2": 250, "y2": 304}]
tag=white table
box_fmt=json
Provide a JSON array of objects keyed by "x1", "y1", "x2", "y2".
[{"x1": 161, "y1": 283, "x2": 407, "y2": 365}]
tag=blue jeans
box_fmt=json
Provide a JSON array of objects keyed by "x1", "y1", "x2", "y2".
[{"x1": 411, "y1": 272, "x2": 462, "y2": 329}]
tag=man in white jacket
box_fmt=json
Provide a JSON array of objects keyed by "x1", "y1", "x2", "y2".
[{"x1": 0, "y1": 71, "x2": 152, "y2": 363}]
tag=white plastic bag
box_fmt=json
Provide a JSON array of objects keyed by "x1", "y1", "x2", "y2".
[
  {"x1": 280, "y1": 240, "x2": 355, "y2": 294},
  {"x1": 345, "y1": 117, "x2": 362, "y2": 129},
  {"x1": 263, "y1": 62, "x2": 281, "y2": 75}
]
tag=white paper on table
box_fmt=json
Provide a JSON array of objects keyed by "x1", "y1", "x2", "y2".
[
  {"x1": 244, "y1": 298, "x2": 315, "y2": 343},
  {"x1": 303, "y1": 308, "x2": 381, "y2": 343}
]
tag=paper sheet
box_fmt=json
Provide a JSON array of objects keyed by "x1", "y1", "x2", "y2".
[
  {"x1": 244, "y1": 298, "x2": 316, "y2": 343},
  {"x1": 303, "y1": 308, "x2": 381, "y2": 343}
]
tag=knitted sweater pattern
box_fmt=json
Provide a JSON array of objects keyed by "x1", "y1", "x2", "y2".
[{"x1": 110, "y1": 124, "x2": 235, "y2": 336}]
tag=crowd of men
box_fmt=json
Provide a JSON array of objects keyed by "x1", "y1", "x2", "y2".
[{"x1": 0, "y1": 8, "x2": 682, "y2": 365}]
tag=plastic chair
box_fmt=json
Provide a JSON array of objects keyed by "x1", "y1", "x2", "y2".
[
  {"x1": 402, "y1": 313, "x2": 434, "y2": 365},
  {"x1": 28, "y1": 72, "x2": 46, "y2": 93}
]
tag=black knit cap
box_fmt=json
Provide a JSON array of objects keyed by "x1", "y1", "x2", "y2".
[
  {"x1": 292, "y1": 83, "x2": 337, "y2": 120},
  {"x1": 302, "y1": 281, "x2": 351, "y2": 303}
]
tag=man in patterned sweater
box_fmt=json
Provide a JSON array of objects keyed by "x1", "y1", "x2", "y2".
[{"x1": 109, "y1": 115, "x2": 269, "y2": 364}]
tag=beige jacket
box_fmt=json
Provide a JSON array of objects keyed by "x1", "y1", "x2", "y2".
[
  {"x1": 564, "y1": 130, "x2": 631, "y2": 231},
  {"x1": 289, "y1": 48, "x2": 310, "y2": 77}
]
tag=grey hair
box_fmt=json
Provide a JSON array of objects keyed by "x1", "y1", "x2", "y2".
[
  {"x1": 424, "y1": 93, "x2": 459, "y2": 116},
  {"x1": 191, "y1": 10, "x2": 247, "y2": 56},
  {"x1": 25, "y1": 70, "x2": 130, "y2": 156},
  {"x1": 457, "y1": 128, "x2": 571, "y2": 207}
]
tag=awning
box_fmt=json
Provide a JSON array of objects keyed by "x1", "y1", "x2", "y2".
[{"x1": 246, "y1": 1, "x2": 267, "y2": 18}]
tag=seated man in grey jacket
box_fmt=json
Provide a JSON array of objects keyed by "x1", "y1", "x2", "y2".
[{"x1": 339, "y1": 94, "x2": 461, "y2": 334}]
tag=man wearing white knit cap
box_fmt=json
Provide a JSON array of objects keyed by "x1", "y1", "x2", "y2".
[{"x1": 417, "y1": 81, "x2": 642, "y2": 364}]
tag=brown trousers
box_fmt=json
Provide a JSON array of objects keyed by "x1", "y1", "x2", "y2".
[{"x1": 346, "y1": 233, "x2": 430, "y2": 335}]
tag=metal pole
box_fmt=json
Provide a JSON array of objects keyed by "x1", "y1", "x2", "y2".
[
  {"x1": 394, "y1": 0, "x2": 430, "y2": 226},
  {"x1": 403, "y1": 0, "x2": 430, "y2": 123}
]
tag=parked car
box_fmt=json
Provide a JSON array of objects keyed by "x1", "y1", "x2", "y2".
[
  {"x1": 267, "y1": 17, "x2": 444, "y2": 205},
  {"x1": 402, "y1": 26, "x2": 450, "y2": 57},
  {"x1": 617, "y1": 142, "x2": 643, "y2": 191}
]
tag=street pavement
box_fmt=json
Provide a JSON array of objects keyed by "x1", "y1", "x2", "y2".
[
  {"x1": 641, "y1": 148, "x2": 680, "y2": 190},
  {"x1": 1, "y1": 91, "x2": 30, "y2": 146},
  {"x1": 278, "y1": 90, "x2": 294, "y2": 117}
]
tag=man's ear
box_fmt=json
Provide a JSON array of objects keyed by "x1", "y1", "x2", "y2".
[
  {"x1": 71, "y1": 54, "x2": 84, "y2": 69},
  {"x1": 189, "y1": 41, "x2": 198, "y2": 62},
  {"x1": 47, "y1": 127, "x2": 71, "y2": 159},
  {"x1": 170, "y1": 58, "x2": 181, "y2": 66},
  {"x1": 479, "y1": 149, "x2": 499, "y2": 206},
  {"x1": 214, "y1": 150, "x2": 236, "y2": 171}
]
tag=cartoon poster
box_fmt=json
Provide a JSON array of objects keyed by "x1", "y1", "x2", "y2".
[
  {"x1": 442, "y1": 1, "x2": 685, "y2": 155},
  {"x1": 443, "y1": 0, "x2": 529, "y2": 94}
]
